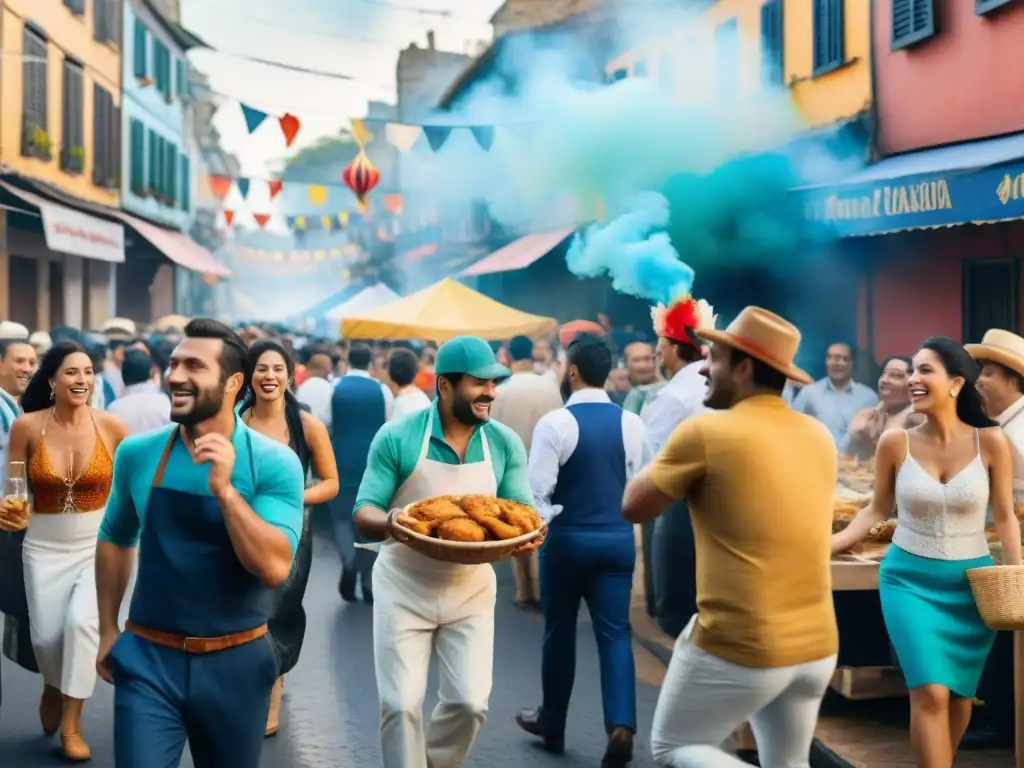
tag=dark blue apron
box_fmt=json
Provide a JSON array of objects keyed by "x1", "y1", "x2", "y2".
[{"x1": 110, "y1": 428, "x2": 280, "y2": 768}]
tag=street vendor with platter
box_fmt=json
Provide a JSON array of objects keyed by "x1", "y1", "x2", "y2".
[{"x1": 353, "y1": 334, "x2": 543, "y2": 768}]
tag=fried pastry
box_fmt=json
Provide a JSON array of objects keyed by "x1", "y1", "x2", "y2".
[
  {"x1": 395, "y1": 514, "x2": 432, "y2": 537},
  {"x1": 496, "y1": 499, "x2": 542, "y2": 533},
  {"x1": 456, "y1": 495, "x2": 502, "y2": 518},
  {"x1": 407, "y1": 499, "x2": 467, "y2": 526},
  {"x1": 869, "y1": 518, "x2": 898, "y2": 542},
  {"x1": 437, "y1": 518, "x2": 487, "y2": 543}
]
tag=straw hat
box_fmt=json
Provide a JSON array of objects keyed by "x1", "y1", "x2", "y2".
[
  {"x1": 101, "y1": 317, "x2": 137, "y2": 337},
  {"x1": 695, "y1": 306, "x2": 813, "y2": 386},
  {"x1": 966, "y1": 329, "x2": 1024, "y2": 379},
  {"x1": 0, "y1": 321, "x2": 29, "y2": 340}
]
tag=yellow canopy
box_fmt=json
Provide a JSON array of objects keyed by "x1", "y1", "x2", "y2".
[{"x1": 340, "y1": 277, "x2": 557, "y2": 342}]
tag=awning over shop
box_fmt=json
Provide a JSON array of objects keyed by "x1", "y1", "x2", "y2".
[
  {"x1": 0, "y1": 181, "x2": 125, "y2": 262},
  {"x1": 800, "y1": 131, "x2": 1024, "y2": 237},
  {"x1": 325, "y1": 283, "x2": 401, "y2": 322},
  {"x1": 340, "y1": 277, "x2": 557, "y2": 342},
  {"x1": 118, "y1": 213, "x2": 232, "y2": 277},
  {"x1": 461, "y1": 229, "x2": 575, "y2": 277}
]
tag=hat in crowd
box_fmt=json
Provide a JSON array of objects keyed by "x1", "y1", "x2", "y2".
[
  {"x1": 651, "y1": 294, "x2": 716, "y2": 347},
  {"x1": 28, "y1": 330, "x2": 52, "y2": 350},
  {"x1": 696, "y1": 306, "x2": 813, "y2": 386},
  {"x1": 435, "y1": 335, "x2": 511, "y2": 381},
  {"x1": 966, "y1": 329, "x2": 1024, "y2": 379},
  {"x1": 0, "y1": 321, "x2": 29, "y2": 340},
  {"x1": 101, "y1": 317, "x2": 137, "y2": 338}
]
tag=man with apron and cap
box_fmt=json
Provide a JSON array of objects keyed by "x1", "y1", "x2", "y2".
[
  {"x1": 966, "y1": 328, "x2": 1024, "y2": 748},
  {"x1": 94, "y1": 319, "x2": 305, "y2": 767},
  {"x1": 354, "y1": 335, "x2": 543, "y2": 768}
]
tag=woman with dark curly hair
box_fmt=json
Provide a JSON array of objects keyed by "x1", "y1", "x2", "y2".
[
  {"x1": 0, "y1": 340, "x2": 127, "y2": 760},
  {"x1": 237, "y1": 339, "x2": 338, "y2": 736}
]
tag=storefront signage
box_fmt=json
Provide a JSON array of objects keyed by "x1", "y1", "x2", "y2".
[
  {"x1": 40, "y1": 201, "x2": 125, "y2": 263},
  {"x1": 801, "y1": 161, "x2": 1024, "y2": 237}
]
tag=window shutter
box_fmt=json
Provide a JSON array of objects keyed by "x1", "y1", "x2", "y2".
[
  {"x1": 148, "y1": 129, "x2": 159, "y2": 192},
  {"x1": 133, "y1": 20, "x2": 147, "y2": 78},
  {"x1": 61, "y1": 60, "x2": 71, "y2": 168},
  {"x1": 73, "y1": 65, "x2": 84, "y2": 151},
  {"x1": 130, "y1": 119, "x2": 145, "y2": 193},
  {"x1": 977, "y1": 0, "x2": 1015, "y2": 14},
  {"x1": 22, "y1": 27, "x2": 49, "y2": 152},
  {"x1": 92, "y1": 83, "x2": 104, "y2": 184},
  {"x1": 813, "y1": 0, "x2": 845, "y2": 72},
  {"x1": 761, "y1": 0, "x2": 784, "y2": 86},
  {"x1": 167, "y1": 142, "x2": 177, "y2": 204},
  {"x1": 180, "y1": 153, "x2": 190, "y2": 211},
  {"x1": 892, "y1": 0, "x2": 935, "y2": 50},
  {"x1": 110, "y1": 104, "x2": 121, "y2": 188},
  {"x1": 176, "y1": 58, "x2": 186, "y2": 97},
  {"x1": 112, "y1": 1, "x2": 123, "y2": 47}
]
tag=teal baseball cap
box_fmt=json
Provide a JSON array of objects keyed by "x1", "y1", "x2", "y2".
[{"x1": 435, "y1": 335, "x2": 511, "y2": 381}]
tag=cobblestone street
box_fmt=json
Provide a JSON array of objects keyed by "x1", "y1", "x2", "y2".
[{"x1": 0, "y1": 530, "x2": 665, "y2": 766}]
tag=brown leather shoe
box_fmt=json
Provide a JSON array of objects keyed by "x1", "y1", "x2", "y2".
[
  {"x1": 265, "y1": 676, "x2": 284, "y2": 737},
  {"x1": 60, "y1": 731, "x2": 92, "y2": 762},
  {"x1": 515, "y1": 708, "x2": 564, "y2": 753},
  {"x1": 39, "y1": 687, "x2": 63, "y2": 736},
  {"x1": 602, "y1": 726, "x2": 634, "y2": 768}
]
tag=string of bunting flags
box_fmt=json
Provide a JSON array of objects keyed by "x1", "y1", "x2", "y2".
[{"x1": 229, "y1": 242, "x2": 365, "y2": 263}]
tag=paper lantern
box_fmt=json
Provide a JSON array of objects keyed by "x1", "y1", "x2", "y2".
[{"x1": 342, "y1": 149, "x2": 380, "y2": 211}]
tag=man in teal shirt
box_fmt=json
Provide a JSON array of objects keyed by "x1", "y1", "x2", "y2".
[{"x1": 354, "y1": 335, "x2": 541, "y2": 768}]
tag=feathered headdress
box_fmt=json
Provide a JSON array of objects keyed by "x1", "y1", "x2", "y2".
[{"x1": 651, "y1": 294, "x2": 717, "y2": 347}]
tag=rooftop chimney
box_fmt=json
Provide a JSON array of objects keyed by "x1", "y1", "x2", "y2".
[{"x1": 427, "y1": 30, "x2": 436, "y2": 50}]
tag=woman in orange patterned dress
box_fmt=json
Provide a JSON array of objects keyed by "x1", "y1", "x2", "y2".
[{"x1": 0, "y1": 341, "x2": 127, "y2": 761}]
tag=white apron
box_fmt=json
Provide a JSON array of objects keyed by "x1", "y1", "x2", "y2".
[{"x1": 374, "y1": 411, "x2": 498, "y2": 768}]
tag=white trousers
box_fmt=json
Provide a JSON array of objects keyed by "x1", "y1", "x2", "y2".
[
  {"x1": 373, "y1": 545, "x2": 496, "y2": 768},
  {"x1": 651, "y1": 618, "x2": 837, "y2": 768},
  {"x1": 22, "y1": 510, "x2": 102, "y2": 700}
]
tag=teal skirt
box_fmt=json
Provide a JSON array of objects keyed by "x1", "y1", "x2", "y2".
[{"x1": 879, "y1": 544, "x2": 995, "y2": 697}]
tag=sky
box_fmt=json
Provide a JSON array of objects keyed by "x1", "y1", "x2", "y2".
[{"x1": 181, "y1": 0, "x2": 501, "y2": 180}]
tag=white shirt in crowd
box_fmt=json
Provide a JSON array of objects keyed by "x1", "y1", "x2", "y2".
[
  {"x1": 296, "y1": 375, "x2": 334, "y2": 430},
  {"x1": 489, "y1": 371, "x2": 564, "y2": 453},
  {"x1": 0, "y1": 386, "x2": 20, "y2": 487},
  {"x1": 344, "y1": 368, "x2": 394, "y2": 421},
  {"x1": 106, "y1": 382, "x2": 171, "y2": 435},
  {"x1": 392, "y1": 386, "x2": 431, "y2": 421},
  {"x1": 642, "y1": 360, "x2": 708, "y2": 453},
  {"x1": 528, "y1": 388, "x2": 653, "y2": 524},
  {"x1": 997, "y1": 396, "x2": 1024, "y2": 497}
]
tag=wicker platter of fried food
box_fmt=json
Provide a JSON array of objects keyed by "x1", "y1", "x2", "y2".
[{"x1": 388, "y1": 494, "x2": 546, "y2": 564}]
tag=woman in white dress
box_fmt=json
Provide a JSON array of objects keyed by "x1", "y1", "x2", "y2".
[{"x1": 0, "y1": 341, "x2": 126, "y2": 761}]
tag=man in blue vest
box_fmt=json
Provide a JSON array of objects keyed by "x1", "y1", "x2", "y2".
[
  {"x1": 330, "y1": 343, "x2": 393, "y2": 602},
  {"x1": 516, "y1": 333, "x2": 651, "y2": 768}
]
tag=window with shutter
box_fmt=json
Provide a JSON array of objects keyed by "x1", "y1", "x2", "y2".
[
  {"x1": 812, "y1": 0, "x2": 845, "y2": 74},
  {"x1": 976, "y1": 0, "x2": 1014, "y2": 13},
  {"x1": 148, "y1": 129, "x2": 159, "y2": 195},
  {"x1": 94, "y1": 0, "x2": 108, "y2": 42},
  {"x1": 130, "y1": 119, "x2": 145, "y2": 194},
  {"x1": 176, "y1": 58, "x2": 187, "y2": 97},
  {"x1": 761, "y1": 0, "x2": 785, "y2": 87},
  {"x1": 714, "y1": 19, "x2": 740, "y2": 99},
  {"x1": 133, "y1": 20, "x2": 148, "y2": 79},
  {"x1": 21, "y1": 27, "x2": 49, "y2": 159},
  {"x1": 166, "y1": 143, "x2": 178, "y2": 205},
  {"x1": 892, "y1": 0, "x2": 935, "y2": 50},
  {"x1": 60, "y1": 58, "x2": 85, "y2": 174},
  {"x1": 180, "y1": 154, "x2": 190, "y2": 211},
  {"x1": 92, "y1": 83, "x2": 105, "y2": 185},
  {"x1": 64, "y1": 0, "x2": 85, "y2": 16},
  {"x1": 110, "y1": 105, "x2": 122, "y2": 188}
]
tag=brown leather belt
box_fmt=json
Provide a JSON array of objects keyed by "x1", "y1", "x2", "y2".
[{"x1": 125, "y1": 620, "x2": 268, "y2": 654}]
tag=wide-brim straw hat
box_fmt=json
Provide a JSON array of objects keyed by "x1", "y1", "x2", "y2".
[
  {"x1": 965, "y1": 329, "x2": 1024, "y2": 379},
  {"x1": 695, "y1": 306, "x2": 813, "y2": 386}
]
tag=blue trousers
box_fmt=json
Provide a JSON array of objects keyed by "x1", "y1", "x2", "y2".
[
  {"x1": 538, "y1": 528, "x2": 637, "y2": 736},
  {"x1": 110, "y1": 631, "x2": 278, "y2": 768}
]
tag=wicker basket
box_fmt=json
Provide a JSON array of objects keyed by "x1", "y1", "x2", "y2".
[
  {"x1": 388, "y1": 509, "x2": 545, "y2": 566},
  {"x1": 966, "y1": 565, "x2": 1024, "y2": 630}
]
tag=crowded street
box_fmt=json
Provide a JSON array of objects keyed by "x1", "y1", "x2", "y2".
[{"x1": 1, "y1": 523, "x2": 666, "y2": 767}]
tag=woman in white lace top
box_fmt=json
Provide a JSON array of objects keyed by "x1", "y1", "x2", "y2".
[{"x1": 833, "y1": 336, "x2": 1022, "y2": 767}]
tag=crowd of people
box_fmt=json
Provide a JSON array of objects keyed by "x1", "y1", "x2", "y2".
[{"x1": 0, "y1": 297, "x2": 1020, "y2": 768}]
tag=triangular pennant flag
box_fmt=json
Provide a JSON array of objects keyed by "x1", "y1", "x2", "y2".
[
  {"x1": 285, "y1": 216, "x2": 296, "y2": 230},
  {"x1": 223, "y1": 210, "x2": 235, "y2": 226},
  {"x1": 240, "y1": 104, "x2": 268, "y2": 134},
  {"x1": 278, "y1": 113, "x2": 301, "y2": 148},
  {"x1": 384, "y1": 123, "x2": 421, "y2": 152},
  {"x1": 321, "y1": 215, "x2": 334, "y2": 232},
  {"x1": 351, "y1": 119, "x2": 373, "y2": 147},
  {"x1": 236, "y1": 178, "x2": 251, "y2": 200},
  {"x1": 208, "y1": 175, "x2": 232, "y2": 200},
  {"x1": 308, "y1": 185, "x2": 327, "y2": 206},
  {"x1": 253, "y1": 213, "x2": 271, "y2": 229},
  {"x1": 422, "y1": 126, "x2": 452, "y2": 152},
  {"x1": 267, "y1": 180, "x2": 283, "y2": 200},
  {"x1": 469, "y1": 126, "x2": 495, "y2": 152}
]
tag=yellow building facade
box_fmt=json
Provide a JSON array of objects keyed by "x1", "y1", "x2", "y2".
[
  {"x1": 605, "y1": 0, "x2": 871, "y2": 131},
  {"x1": 1, "y1": 0, "x2": 122, "y2": 207}
]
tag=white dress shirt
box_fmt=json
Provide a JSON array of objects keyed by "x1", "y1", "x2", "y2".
[
  {"x1": 296, "y1": 376, "x2": 334, "y2": 429},
  {"x1": 106, "y1": 382, "x2": 172, "y2": 435},
  {"x1": 392, "y1": 386, "x2": 432, "y2": 420},
  {"x1": 528, "y1": 388, "x2": 653, "y2": 524},
  {"x1": 642, "y1": 360, "x2": 709, "y2": 453},
  {"x1": 344, "y1": 368, "x2": 394, "y2": 421},
  {"x1": 998, "y1": 396, "x2": 1024, "y2": 497}
]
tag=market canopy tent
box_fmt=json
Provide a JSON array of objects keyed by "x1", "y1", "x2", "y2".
[
  {"x1": 326, "y1": 283, "x2": 401, "y2": 322},
  {"x1": 340, "y1": 277, "x2": 557, "y2": 342}
]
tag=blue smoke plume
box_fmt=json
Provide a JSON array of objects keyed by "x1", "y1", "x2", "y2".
[{"x1": 566, "y1": 191, "x2": 693, "y2": 305}]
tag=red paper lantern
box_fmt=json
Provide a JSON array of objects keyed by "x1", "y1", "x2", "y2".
[{"x1": 342, "y1": 150, "x2": 380, "y2": 211}]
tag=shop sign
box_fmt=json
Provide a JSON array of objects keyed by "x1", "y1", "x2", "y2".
[
  {"x1": 40, "y1": 201, "x2": 125, "y2": 263},
  {"x1": 801, "y1": 161, "x2": 1024, "y2": 237}
]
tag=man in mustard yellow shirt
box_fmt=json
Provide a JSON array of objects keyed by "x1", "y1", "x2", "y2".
[{"x1": 622, "y1": 306, "x2": 839, "y2": 767}]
